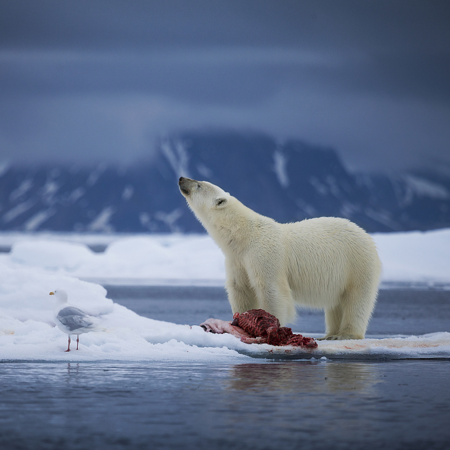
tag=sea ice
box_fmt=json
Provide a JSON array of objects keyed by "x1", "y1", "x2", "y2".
[
  {"x1": 0, "y1": 228, "x2": 449, "y2": 284},
  {"x1": 0, "y1": 229, "x2": 449, "y2": 362}
]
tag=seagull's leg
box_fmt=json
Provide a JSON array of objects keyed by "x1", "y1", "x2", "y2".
[
  {"x1": 76, "y1": 335, "x2": 79, "y2": 350},
  {"x1": 65, "y1": 336, "x2": 71, "y2": 352}
]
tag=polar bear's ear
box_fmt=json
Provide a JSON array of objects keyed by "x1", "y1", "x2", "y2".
[{"x1": 215, "y1": 197, "x2": 228, "y2": 208}]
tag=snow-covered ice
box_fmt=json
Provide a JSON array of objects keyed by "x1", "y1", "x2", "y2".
[
  {"x1": 2, "y1": 234, "x2": 224, "y2": 284},
  {"x1": 372, "y1": 229, "x2": 450, "y2": 284},
  {"x1": 1, "y1": 259, "x2": 448, "y2": 361},
  {"x1": 0, "y1": 229, "x2": 449, "y2": 362},
  {"x1": 0, "y1": 259, "x2": 248, "y2": 362},
  {"x1": 1, "y1": 228, "x2": 449, "y2": 285}
]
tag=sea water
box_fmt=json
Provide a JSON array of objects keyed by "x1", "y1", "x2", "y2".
[{"x1": 0, "y1": 286, "x2": 449, "y2": 450}]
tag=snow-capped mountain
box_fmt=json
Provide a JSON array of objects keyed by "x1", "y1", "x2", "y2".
[{"x1": 0, "y1": 131, "x2": 449, "y2": 233}]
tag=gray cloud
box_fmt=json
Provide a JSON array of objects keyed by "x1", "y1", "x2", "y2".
[{"x1": 0, "y1": 0, "x2": 449, "y2": 171}]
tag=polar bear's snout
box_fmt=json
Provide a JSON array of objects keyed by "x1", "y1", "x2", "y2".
[{"x1": 179, "y1": 177, "x2": 197, "y2": 196}]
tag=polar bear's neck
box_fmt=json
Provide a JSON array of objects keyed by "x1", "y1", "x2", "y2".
[{"x1": 198, "y1": 197, "x2": 274, "y2": 255}]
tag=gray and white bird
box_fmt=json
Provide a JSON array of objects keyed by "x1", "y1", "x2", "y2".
[{"x1": 50, "y1": 289, "x2": 98, "y2": 352}]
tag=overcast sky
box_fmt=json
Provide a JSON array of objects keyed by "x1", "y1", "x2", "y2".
[{"x1": 1, "y1": 0, "x2": 449, "y2": 171}]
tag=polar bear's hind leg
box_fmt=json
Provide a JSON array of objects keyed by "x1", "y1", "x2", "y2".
[
  {"x1": 323, "y1": 284, "x2": 377, "y2": 340},
  {"x1": 320, "y1": 305, "x2": 344, "y2": 340}
]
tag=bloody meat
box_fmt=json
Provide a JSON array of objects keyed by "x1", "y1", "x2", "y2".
[{"x1": 231, "y1": 309, "x2": 318, "y2": 348}]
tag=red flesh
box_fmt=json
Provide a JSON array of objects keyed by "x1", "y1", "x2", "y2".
[{"x1": 232, "y1": 309, "x2": 318, "y2": 348}]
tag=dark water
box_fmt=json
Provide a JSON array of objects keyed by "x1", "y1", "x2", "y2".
[
  {"x1": 1, "y1": 286, "x2": 449, "y2": 450},
  {"x1": 105, "y1": 285, "x2": 450, "y2": 336},
  {"x1": 1, "y1": 360, "x2": 449, "y2": 450}
]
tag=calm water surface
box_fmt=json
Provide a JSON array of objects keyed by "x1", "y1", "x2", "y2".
[
  {"x1": 1, "y1": 286, "x2": 449, "y2": 450},
  {"x1": 105, "y1": 285, "x2": 450, "y2": 336}
]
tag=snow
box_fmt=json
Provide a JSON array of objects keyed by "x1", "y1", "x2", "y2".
[
  {"x1": 0, "y1": 228, "x2": 449, "y2": 285},
  {"x1": 241, "y1": 333, "x2": 450, "y2": 360},
  {"x1": 403, "y1": 174, "x2": 449, "y2": 200},
  {"x1": 68, "y1": 187, "x2": 85, "y2": 202},
  {"x1": 86, "y1": 164, "x2": 106, "y2": 186},
  {"x1": 273, "y1": 150, "x2": 289, "y2": 188},
  {"x1": 0, "y1": 234, "x2": 224, "y2": 284},
  {"x1": 87, "y1": 206, "x2": 115, "y2": 232},
  {"x1": 9, "y1": 178, "x2": 33, "y2": 202},
  {"x1": 161, "y1": 137, "x2": 191, "y2": 178},
  {"x1": 2, "y1": 199, "x2": 35, "y2": 223},
  {"x1": 24, "y1": 209, "x2": 55, "y2": 232},
  {"x1": 0, "y1": 257, "x2": 448, "y2": 362},
  {"x1": 0, "y1": 259, "x2": 246, "y2": 362},
  {"x1": 0, "y1": 161, "x2": 10, "y2": 177},
  {"x1": 41, "y1": 179, "x2": 59, "y2": 199},
  {"x1": 372, "y1": 228, "x2": 450, "y2": 284},
  {"x1": 364, "y1": 207, "x2": 401, "y2": 231},
  {"x1": 0, "y1": 229, "x2": 449, "y2": 362},
  {"x1": 122, "y1": 185, "x2": 134, "y2": 200}
]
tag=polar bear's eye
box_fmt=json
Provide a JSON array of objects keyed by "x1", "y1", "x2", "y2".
[
  {"x1": 216, "y1": 198, "x2": 227, "y2": 207},
  {"x1": 197, "y1": 183, "x2": 201, "y2": 189}
]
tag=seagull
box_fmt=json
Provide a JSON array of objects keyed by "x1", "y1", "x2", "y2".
[{"x1": 50, "y1": 289, "x2": 98, "y2": 352}]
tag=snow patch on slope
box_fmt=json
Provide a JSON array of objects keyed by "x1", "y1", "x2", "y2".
[
  {"x1": 403, "y1": 175, "x2": 449, "y2": 199},
  {"x1": 273, "y1": 150, "x2": 289, "y2": 188}
]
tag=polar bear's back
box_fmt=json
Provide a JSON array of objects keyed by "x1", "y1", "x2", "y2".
[{"x1": 283, "y1": 217, "x2": 381, "y2": 309}]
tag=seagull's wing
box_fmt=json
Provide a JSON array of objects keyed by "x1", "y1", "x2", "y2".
[{"x1": 57, "y1": 306, "x2": 94, "y2": 332}]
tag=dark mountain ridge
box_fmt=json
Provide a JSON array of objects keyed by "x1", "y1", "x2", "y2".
[{"x1": 0, "y1": 131, "x2": 449, "y2": 233}]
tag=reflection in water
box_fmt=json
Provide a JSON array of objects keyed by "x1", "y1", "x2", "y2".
[
  {"x1": 217, "y1": 361, "x2": 383, "y2": 444},
  {"x1": 65, "y1": 363, "x2": 78, "y2": 387},
  {"x1": 66, "y1": 362, "x2": 79, "y2": 375},
  {"x1": 0, "y1": 361, "x2": 448, "y2": 449},
  {"x1": 225, "y1": 361, "x2": 380, "y2": 394}
]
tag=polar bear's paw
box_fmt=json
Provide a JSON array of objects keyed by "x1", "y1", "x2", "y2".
[
  {"x1": 318, "y1": 335, "x2": 340, "y2": 341},
  {"x1": 319, "y1": 333, "x2": 364, "y2": 341}
]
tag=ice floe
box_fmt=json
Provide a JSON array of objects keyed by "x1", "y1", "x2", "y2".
[
  {"x1": 0, "y1": 229, "x2": 449, "y2": 362},
  {"x1": 0, "y1": 228, "x2": 449, "y2": 285}
]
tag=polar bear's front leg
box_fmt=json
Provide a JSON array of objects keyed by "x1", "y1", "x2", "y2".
[
  {"x1": 226, "y1": 278, "x2": 258, "y2": 314},
  {"x1": 252, "y1": 278, "x2": 296, "y2": 327},
  {"x1": 225, "y1": 261, "x2": 259, "y2": 314}
]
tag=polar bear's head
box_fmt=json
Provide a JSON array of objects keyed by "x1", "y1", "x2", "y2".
[
  {"x1": 179, "y1": 177, "x2": 255, "y2": 247},
  {"x1": 179, "y1": 177, "x2": 230, "y2": 220}
]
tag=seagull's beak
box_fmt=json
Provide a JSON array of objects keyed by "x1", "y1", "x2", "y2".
[{"x1": 49, "y1": 292, "x2": 54, "y2": 295}]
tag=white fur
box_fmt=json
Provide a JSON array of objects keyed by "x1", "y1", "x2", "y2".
[{"x1": 180, "y1": 178, "x2": 382, "y2": 340}]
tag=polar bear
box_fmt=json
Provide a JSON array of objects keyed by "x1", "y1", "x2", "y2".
[{"x1": 179, "y1": 177, "x2": 381, "y2": 340}]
